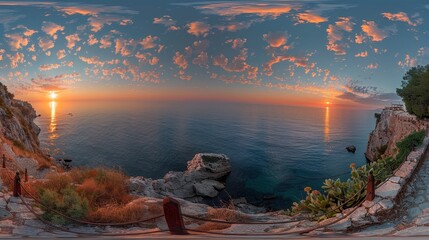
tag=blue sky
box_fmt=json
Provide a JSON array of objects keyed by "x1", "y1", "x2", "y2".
[{"x1": 1, "y1": 0, "x2": 428, "y2": 107}]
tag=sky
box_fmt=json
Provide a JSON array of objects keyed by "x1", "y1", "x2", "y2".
[{"x1": 0, "y1": 0, "x2": 428, "y2": 108}]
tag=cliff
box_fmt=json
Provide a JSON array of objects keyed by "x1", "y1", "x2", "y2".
[
  {"x1": 0, "y1": 82, "x2": 41, "y2": 153},
  {"x1": 365, "y1": 106, "x2": 429, "y2": 161}
]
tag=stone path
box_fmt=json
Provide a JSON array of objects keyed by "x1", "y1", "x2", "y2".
[{"x1": 353, "y1": 149, "x2": 429, "y2": 237}]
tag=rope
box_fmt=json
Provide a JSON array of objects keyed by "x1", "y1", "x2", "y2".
[
  {"x1": 3, "y1": 168, "x2": 165, "y2": 227},
  {"x1": 18, "y1": 193, "x2": 167, "y2": 236}
]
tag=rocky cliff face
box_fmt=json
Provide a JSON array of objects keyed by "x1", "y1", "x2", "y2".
[
  {"x1": 366, "y1": 107, "x2": 429, "y2": 161},
  {"x1": 0, "y1": 82, "x2": 41, "y2": 153}
]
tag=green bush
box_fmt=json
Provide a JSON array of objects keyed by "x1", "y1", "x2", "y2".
[
  {"x1": 288, "y1": 130, "x2": 425, "y2": 220},
  {"x1": 397, "y1": 65, "x2": 429, "y2": 118},
  {"x1": 38, "y1": 187, "x2": 89, "y2": 224}
]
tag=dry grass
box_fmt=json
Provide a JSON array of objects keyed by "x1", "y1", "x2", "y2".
[
  {"x1": 195, "y1": 222, "x2": 231, "y2": 231},
  {"x1": 87, "y1": 198, "x2": 163, "y2": 223},
  {"x1": 207, "y1": 207, "x2": 249, "y2": 222},
  {"x1": 2, "y1": 137, "x2": 52, "y2": 169},
  {"x1": 0, "y1": 168, "x2": 38, "y2": 198}
]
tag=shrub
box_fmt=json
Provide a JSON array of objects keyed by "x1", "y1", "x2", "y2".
[
  {"x1": 39, "y1": 187, "x2": 89, "y2": 224},
  {"x1": 288, "y1": 130, "x2": 425, "y2": 219},
  {"x1": 397, "y1": 65, "x2": 429, "y2": 118}
]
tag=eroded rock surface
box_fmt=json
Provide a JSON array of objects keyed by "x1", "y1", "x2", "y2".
[{"x1": 128, "y1": 153, "x2": 231, "y2": 201}]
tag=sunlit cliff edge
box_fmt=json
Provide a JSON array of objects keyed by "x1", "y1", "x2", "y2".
[{"x1": 366, "y1": 105, "x2": 429, "y2": 162}]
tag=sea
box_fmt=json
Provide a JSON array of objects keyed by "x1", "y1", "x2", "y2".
[{"x1": 32, "y1": 100, "x2": 378, "y2": 210}]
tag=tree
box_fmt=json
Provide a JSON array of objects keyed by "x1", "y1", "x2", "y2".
[{"x1": 397, "y1": 65, "x2": 429, "y2": 118}]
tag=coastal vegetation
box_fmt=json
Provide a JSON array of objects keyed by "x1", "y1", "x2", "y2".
[
  {"x1": 288, "y1": 130, "x2": 425, "y2": 220},
  {"x1": 28, "y1": 168, "x2": 161, "y2": 224},
  {"x1": 397, "y1": 65, "x2": 429, "y2": 118}
]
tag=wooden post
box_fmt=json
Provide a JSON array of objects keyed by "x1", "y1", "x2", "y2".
[
  {"x1": 13, "y1": 172, "x2": 21, "y2": 197},
  {"x1": 2, "y1": 154, "x2": 5, "y2": 168},
  {"x1": 365, "y1": 171, "x2": 375, "y2": 201},
  {"x1": 163, "y1": 197, "x2": 187, "y2": 235},
  {"x1": 24, "y1": 168, "x2": 28, "y2": 182}
]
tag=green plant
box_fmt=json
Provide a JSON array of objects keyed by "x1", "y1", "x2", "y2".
[
  {"x1": 397, "y1": 65, "x2": 429, "y2": 118},
  {"x1": 38, "y1": 187, "x2": 89, "y2": 224},
  {"x1": 288, "y1": 130, "x2": 425, "y2": 219}
]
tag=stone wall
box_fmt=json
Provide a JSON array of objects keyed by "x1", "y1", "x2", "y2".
[{"x1": 325, "y1": 137, "x2": 429, "y2": 231}]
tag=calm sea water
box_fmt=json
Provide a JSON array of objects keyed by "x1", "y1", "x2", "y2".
[{"x1": 32, "y1": 100, "x2": 377, "y2": 209}]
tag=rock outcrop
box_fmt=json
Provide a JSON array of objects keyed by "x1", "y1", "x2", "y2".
[
  {"x1": 0, "y1": 82, "x2": 41, "y2": 153},
  {"x1": 128, "y1": 153, "x2": 231, "y2": 202},
  {"x1": 366, "y1": 106, "x2": 429, "y2": 161}
]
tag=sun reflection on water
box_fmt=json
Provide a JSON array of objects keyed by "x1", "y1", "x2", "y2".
[
  {"x1": 324, "y1": 106, "x2": 330, "y2": 142},
  {"x1": 49, "y1": 101, "x2": 58, "y2": 140}
]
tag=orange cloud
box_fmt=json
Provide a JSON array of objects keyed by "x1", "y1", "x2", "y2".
[
  {"x1": 172, "y1": 52, "x2": 188, "y2": 70},
  {"x1": 263, "y1": 32, "x2": 287, "y2": 48},
  {"x1": 326, "y1": 17, "x2": 353, "y2": 55},
  {"x1": 398, "y1": 54, "x2": 417, "y2": 68},
  {"x1": 140, "y1": 35, "x2": 159, "y2": 49},
  {"x1": 5, "y1": 33, "x2": 29, "y2": 51},
  {"x1": 296, "y1": 12, "x2": 328, "y2": 24},
  {"x1": 187, "y1": 21, "x2": 210, "y2": 37},
  {"x1": 65, "y1": 33, "x2": 80, "y2": 49},
  {"x1": 361, "y1": 20, "x2": 393, "y2": 42},
  {"x1": 226, "y1": 38, "x2": 247, "y2": 49},
  {"x1": 196, "y1": 2, "x2": 297, "y2": 17},
  {"x1": 39, "y1": 63, "x2": 61, "y2": 71},
  {"x1": 57, "y1": 49, "x2": 66, "y2": 59},
  {"x1": 8, "y1": 52, "x2": 24, "y2": 69},
  {"x1": 41, "y1": 21, "x2": 64, "y2": 37},
  {"x1": 38, "y1": 37, "x2": 54, "y2": 51},
  {"x1": 382, "y1": 12, "x2": 416, "y2": 26},
  {"x1": 354, "y1": 51, "x2": 368, "y2": 57}
]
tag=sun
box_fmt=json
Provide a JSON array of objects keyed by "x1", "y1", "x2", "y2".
[
  {"x1": 326, "y1": 101, "x2": 331, "y2": 105},
  {"x1": 49, "y1": 91, "x2": 58, "y2": 100}
]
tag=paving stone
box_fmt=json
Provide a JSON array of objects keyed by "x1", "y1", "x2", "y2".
[
  {"x1": 12, "y1": 225, "x2": 43, "y2": 237},
  {"x1": 368, "y1": 203, "x2": 382, "y2": 215},
  {"x1": 0, "y1": 219, "x2": 16, "y2": 228},
  {"x1": 379, "y1": 198, "x2": 394, "y2": 211},
  {"x1": 408, "y1": 207, "x2": 423, "y2": 218},
  {"x1": 353, "y1": 222, "x2": 396, "y2": 237},
  {"x1": 23, "y1": 219, "x2": 45, "y2": 228},
  {"x1": 415, "y1": 194, "x2": 426, "y2": 204},
  {"x1": 419, "y1": 202, "x2": 429, "y2": 210},
  {"x1": 394, "y1": 226, "x2": 429, "y2": 236},
  {"x1": 8, "y1": 197, "x2": 21, "y2": 204},
  {"x1": 375, "y1": 181, "x2": 401, "y2": 199},
  {"x1": 16, "y1": 212, "x2": 36, "y2": 220},
  {"x1": 7, "y1": 203, "x2": 29, "y2": 213},
  {"x1": 415, "y1": 215, "x2": 429, "y2": 225}
]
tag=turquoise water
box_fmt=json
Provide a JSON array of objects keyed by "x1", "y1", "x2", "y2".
[{"x1": 32, "y1": 100, "x2": 377, "y2": 209}]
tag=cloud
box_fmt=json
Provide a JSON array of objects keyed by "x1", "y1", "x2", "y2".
[
  {"x1": 296, "y1": 12, "x2": 328, "y2": 24},
  {"x1": 114, "y1": 38, "x2": 136, "y2": 57},
  {"x1": 8, "y1": 52, "x2": 24, "y2": 69},
  {"x1": 0, "y1": 10, "x2": 25, "y2": 31},
  {"x1": 354, "y1": 51, "x2": 368, "y2": 57},
  {"x1": 57, "y1": 49, "x2": 66, "y2": 60},
  {"x1": 398, "y1": 54, "x2": 417, "y2": 68},
  {"x1": 5, "y1": 33, "x2": 29, "y2": 51},
  {"x1": 212, "y1": 48, "x2": 258, "y2": 79},
  {"x1": 262, "y1": 55, "x2": 309, "y2": 76},
  {"x1": 366, "y1": 63, "x2": 378, "y2": 69},
  {"x1": 38, "y1": 37, "x2": 54, "y2": 51},
  {"x1": 263, "y1": 32, "x2": 288, "y2": 48},
  {"x1": 41, "y1": 21, "x2": 64, "y2": 37},
  {"x1": 326, "y1": 17, "x2": 353, "y2": 55},
  {"x1": 226, "y1": 38, "x2": 247, "y2": 49},
  {"x1": 192, "y1": 51, "x2": 209, "y2": 67},
  {"x1": 337, "y1": 83, "x2": 400, "y2": 105},
  {"x1": 65, "y1": 33, "x2": 80, "y2": 49},
  {"x1": 187, "y1": 21, "x2": 211, "y2": 37},
  {"x1": 80, "y1": 56, "x2": 108, "y2": 66},
  {"x1": 88, "y1": 16, "x2": 122, "y2": 32},
  {"x1": 191, "y1": 2, "x2": 298, "y2": 17},
  {"x1": 39, "y1": 63, "x2": 61, "y2": 71},
  {"x1": 153, "y1": 15, "x2": 179, "y2": 30},
  {"x1": 87, "y1": 34, "x2": 98, "y2": 45},
  {"x1": 172, "y1": 52, "x2": 188, "y2": 69},
  {"x1": 382, "y1": 12, "x2": 416, "y2": 26},
  {"x1": 30, "y1": 72, "x2": 80, "y2": 92},
  {"x1": 55, "y1": 4, "x2": 138, "y2": 16},
  {"x1": 99, "y1": 35, "x2": 112, "y2": 48},
  {"x1": 361, "y1": 20, "x2": 395, "y2": 42},
  {"x1": 14, "y1": 25, "x2": 38, "y2": 36},
  {"x1": 140, "y1": 35, "x2": 159, "y2": 49}
]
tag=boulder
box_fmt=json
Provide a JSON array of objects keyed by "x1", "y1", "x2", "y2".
[
  {"x1": 346, "y1": 145, "x2": 356, "y2": 153},
  {"x1": 128, "y1": 153, "x2": 231, "y2": 201},
  {"x1": 193, "y1": 183, "x2": 218, "y2": 198}
]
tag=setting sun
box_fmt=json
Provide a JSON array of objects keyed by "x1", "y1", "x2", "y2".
[
  {"x1": 49, "y1": 91, "x2": 58, "y2": 100},
  {"x1": 326, "y1": 101, "x2": 331, "y2": 105}
]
